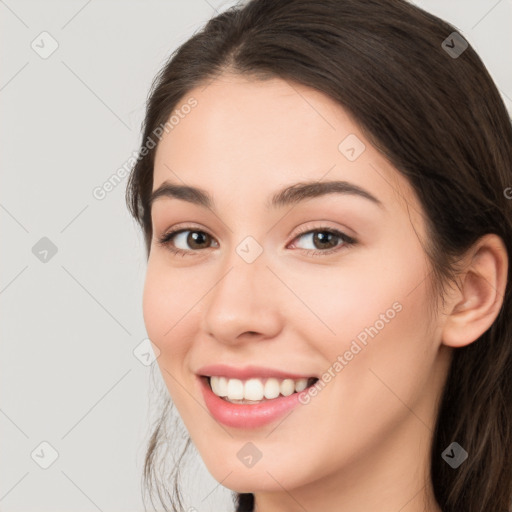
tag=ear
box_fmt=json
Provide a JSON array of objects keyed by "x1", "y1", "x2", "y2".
[{"x1": 441, "y1": 234, "x2": 508, "y2": 348}]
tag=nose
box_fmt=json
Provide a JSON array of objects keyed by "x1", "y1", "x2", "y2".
[{"x1": 201, "y1": 250, "x2": 284, "y2": 345}]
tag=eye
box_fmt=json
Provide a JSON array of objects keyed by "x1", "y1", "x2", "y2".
[
  {"x1": 156, "y1": 225, "x2": 357, "y2": 257},
  {"x1": 156, "y1": 227, "x2": 217, "y2": 257},
  {"x1": 288, "y1": 227, "x2": 357, "y2": 256}
]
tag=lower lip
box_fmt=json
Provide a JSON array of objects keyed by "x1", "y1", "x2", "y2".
[{"x1": 198, "y1": 376, "x2": 308, "y2": 429}]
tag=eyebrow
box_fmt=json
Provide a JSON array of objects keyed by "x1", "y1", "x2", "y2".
[{"x1": 149, "y1": 179, "x2": 384, "y2": 211}]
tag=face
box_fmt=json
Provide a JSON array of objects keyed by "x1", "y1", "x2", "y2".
[{"x1": 143, "y1": 74, "x2": 451, "y2": 498}]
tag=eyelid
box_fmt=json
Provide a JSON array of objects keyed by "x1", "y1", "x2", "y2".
[
  {"x1": 290, "y1": 220, "x2": 357, "y2": 241},
  {"x1": 157, "y1": 222, "x2": 212, "y2": 240}
]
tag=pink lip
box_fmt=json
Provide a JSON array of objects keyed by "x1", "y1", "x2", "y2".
[
  {"x1": 196, "y1": 363, "x2": 315, "y2": 380},
  {"x1": 198, "y1": 375, "x2": 309, "y2": 429}
]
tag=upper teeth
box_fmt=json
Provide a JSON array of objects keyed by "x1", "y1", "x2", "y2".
[{"x1": 209, "y1": 376, "x2": 310, "y2": 401}]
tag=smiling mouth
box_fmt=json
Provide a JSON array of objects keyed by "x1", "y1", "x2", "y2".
[{"x1": 202, "y1": 375, "x2": 319, "y2": 404}]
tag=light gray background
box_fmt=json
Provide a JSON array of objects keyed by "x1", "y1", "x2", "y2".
[{"x1": 1, "y1": 1, "x2": 511, "y2": 511}]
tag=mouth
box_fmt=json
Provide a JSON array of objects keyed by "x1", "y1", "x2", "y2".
[{"x1": 200, "y1": 375, "x2": 319, "y2": 404}]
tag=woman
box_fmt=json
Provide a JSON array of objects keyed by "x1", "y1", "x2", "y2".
[{"x1": 125, "y1": 0, "x2": 512, "y2": 510}]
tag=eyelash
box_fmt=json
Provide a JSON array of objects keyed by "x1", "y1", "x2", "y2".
[{"x1": 156, "y1": 224, "x2": 357, "y2": 258}]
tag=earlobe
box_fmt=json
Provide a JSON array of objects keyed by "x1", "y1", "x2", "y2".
[{"x1": 441, "y1": 234, "x2": 508, "y2": 348}]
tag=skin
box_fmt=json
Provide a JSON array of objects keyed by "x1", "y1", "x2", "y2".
[{"x1": 142, "y1": 73, "x2": 508, "y2": 512}]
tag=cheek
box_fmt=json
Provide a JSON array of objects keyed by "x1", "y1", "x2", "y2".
[
  {"x1": 290, "y1": 240, "x2": 434, "y2": 407},
  {"x1": 272, "y1": 253, "x2": 435, "y2": 479},
  {"x1": 142, "y1": 264, "x2": 200, "y2": 415},
  {"x1": 280, "y1": 245, "x2": 427, "y2": 354},
  {"x1": 142, "y1": 260, "x2": 194, "y2": 364},
  {"x1": 314, "y1": 248, "x2": 434, "y2": 422},
  {"x1": 142, "y1": 266, "x2": 167, "y2": 348}
]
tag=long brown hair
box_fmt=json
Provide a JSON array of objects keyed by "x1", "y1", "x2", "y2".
[{"x1": 125, "y1": 1, "x2": 512, "y2": 510}]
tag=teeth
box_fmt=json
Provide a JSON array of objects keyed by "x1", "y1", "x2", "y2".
[
  {"x1": 295, "y1": 378, "x2": 308, "y2": 392},
  {"x1": 213, "y1": 376, "x2": 228, "y2": 397},
  {"x1": 209, "y1": 376, "x2": 313, "y2": 402},
  {"x1": 264, "y1": 378, "x2": 280, "y2": 399},
  {"x1": 244, "y1": 378, "x2": 264, "y2": 400},
  {"x1": 280, "y1": 378, "x2": 295, "y2": 396},
  {"x1": 226, "y1": 378, "x2": 244, "y2": 399}
]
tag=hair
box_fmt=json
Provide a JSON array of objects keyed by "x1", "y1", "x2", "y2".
[{"x1": 125, "y1": 0, "x2": 512, "y2": 511}]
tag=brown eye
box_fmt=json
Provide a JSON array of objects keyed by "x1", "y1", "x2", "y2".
[
  {"x1": 157, "y1": 228, "x2": 217, "y2": 256},
  {"x1": 311, "y1": 231, "x2": 340, "y2": 250},
  {"x1": 291, "y1": 228, "x2": 357, "y2": 255},
  {"x1": 184, "y1": 230, "x2": 212, "y2": 249}
]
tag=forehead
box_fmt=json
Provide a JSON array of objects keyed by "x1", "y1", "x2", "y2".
[{"x1": 152, "y1": 73, "x2": 419, "y2": 218}]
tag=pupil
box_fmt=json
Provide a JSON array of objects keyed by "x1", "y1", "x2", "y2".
[
  {"x1": 189, "y1": 231, "x2": 208, "y2": 248},
  {"x1": 315, "y1": 231, "x2": 336, "y2": 249}
]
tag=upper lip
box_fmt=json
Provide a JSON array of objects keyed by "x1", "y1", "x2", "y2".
[{"x1": 196, "y1": 364, "x2": 316, "y2": 380}]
